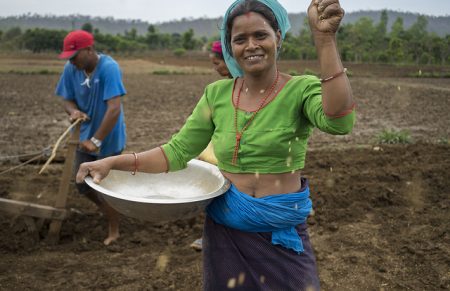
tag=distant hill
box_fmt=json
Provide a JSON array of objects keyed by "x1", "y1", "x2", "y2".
[{"x1": 0, "y1": 11, "x2": 449, "y2": 37}]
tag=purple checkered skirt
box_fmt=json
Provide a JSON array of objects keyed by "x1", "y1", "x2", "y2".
[{"x1": 202, "y1": 217, "x2": 320, "y2": 290}]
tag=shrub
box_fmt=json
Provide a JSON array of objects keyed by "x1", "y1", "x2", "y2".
[
  {"x1": 409, "y1": 70, "x2": 450, "y2": 78},
  {"x1": 376, "y1": 129, "x2": 411, "y2": 144},
  {"x1": 173, "y1": 48, "x2": 186, "y2": 57},
  {"x1": 303, "y1": 68, "x2": 318, "y2": 76},
  {"x1": 288, "y1": 69, "x2": 299, "y2": 76},
  {"x1": 437, "y1": 137, "x2": 449, "y2": 145},
  {"x1": 152, "y1": 70, "x2": 186, "y2": 75}
]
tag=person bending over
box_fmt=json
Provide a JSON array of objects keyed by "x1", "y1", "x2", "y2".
[{"x1": 56, "y1": 30, "x2": 127, "y2": 245}]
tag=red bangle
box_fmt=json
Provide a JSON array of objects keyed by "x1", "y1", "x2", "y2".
[
  {"x1": 131, "y1": 152, "x2": 138, "y2": 175},
  {"x1": 320, "y1": 68, "x2": 347, "y2": 83}
]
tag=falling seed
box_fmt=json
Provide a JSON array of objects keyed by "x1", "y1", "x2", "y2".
[
  {"x1": 275, "y1": 180, "x2": 281, "y2": 187},
  {"x1": 295, "y1": 137, "x2": 299, "y2": 141},
  {"x1": 227, "y1": 278, "x2": 236, "y2": 289},
  {"x1": 238, "y1": 273, "x2": 246, "y2": 285},
  {"x1": 291, "y1": 170, "x2": 295, "y2": 174},
  {"x1": 286, "y1": 156, "x2": 292, "y2": 167},
  {"x1": 294, "y1": 203, "x2": 298, "y2": 209},
  {"x1": 260, "y1": 275, "x2": 266, "y2": 283},
  {"x1": 397, "y1": 86, "x2": 401, "y2": 91},
  {"x1": 288, "y1": 141, "x2": 291, "y2": 145},
  {"x1": 255, "y1": 172, "x2": 260, "y2": 179},
  {"x1": 325, "y1": 178, "x2": 335, "y2": 188},
  {"x1": 156, "y1": 254, "x2": 169, "y2": 272},
  {"x1": 260, "y1": 89, "x2": 265, "y2": 94},
  {"x1": 330, "y1": 167, "x2": 333, "y2": 172},
  {"x1": 288, "y1": 147, "x2": 291, "y2": 153}
]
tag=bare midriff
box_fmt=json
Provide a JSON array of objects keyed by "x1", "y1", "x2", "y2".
[{"x1": 221, "y1": 170, "x2": 302, "y2": 198}]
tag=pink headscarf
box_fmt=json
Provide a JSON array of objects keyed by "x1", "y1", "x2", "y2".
[{"x1": 211, "y1": 41, "x2": 223, "y2": 55}]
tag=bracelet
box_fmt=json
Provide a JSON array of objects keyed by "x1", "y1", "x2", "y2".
[
  {"x1": 320, "y1": 68, "x2": 347, "y2": 83},
  {"x1": 131, "y1": 152, "x2": 138, "y2": 175},
  {"x1": 90, "y1": 136, "x2": 102, "y2": 148}
]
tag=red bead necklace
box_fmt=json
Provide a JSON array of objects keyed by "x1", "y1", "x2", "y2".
[{"x1": 232, "y1": 70, "x2": 280, "y2": 165}]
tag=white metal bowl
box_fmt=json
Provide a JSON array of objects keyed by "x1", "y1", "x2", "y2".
[{"x1": 84, "y1": 159, "x2": 230, "y2": 222}]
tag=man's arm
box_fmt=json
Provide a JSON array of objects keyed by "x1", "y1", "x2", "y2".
[
  {"x1": 79, "y1": 96, "x2": 121, "y2": 153},
  {"x1": 63, "y1": 100, "x2": 89, "y2": 122},
  {"x1": 93, "y1": 96, "x2": 122, "y2": 141}
]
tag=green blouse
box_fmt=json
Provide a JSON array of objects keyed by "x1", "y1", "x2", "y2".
[{"x1": 161, "y1": 75, "x2": 355, "y2": 174}]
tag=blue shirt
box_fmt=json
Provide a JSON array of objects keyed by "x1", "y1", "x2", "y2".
[{"x1": 55, "y1": 54, "x2": 127, "y2": 157}]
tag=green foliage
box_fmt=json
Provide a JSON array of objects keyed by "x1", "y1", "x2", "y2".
[
  {"x1": 152, "y1": 70, "x2": 187, "y2": 75},
  {"x1": 303, "y1": 68, "x2": 318, "y2": 76},
  {"x1": 81, "y1": 22, "x2": 93, "y2": 33},
  {"x1": 124, "y1": 28, "x2": 138, "y2": 40},
  {"x1": 408, "y1": 70, "x2": 450, "y2": 78},
  {"x1": 280, "y1": 41, "x2": 300, "y2": 60},
  {"x1": 390, "y1": 17, "x2": 405, "y2": 39},
  {"x1": 152, "y1": 70, "x2": 171, "y2": 75},
  {"x1": 173, "y1": 47, "x2": 186, "y2": 57},
  {"x1": 182, "y1": 29, "x2": 196, "y2": 50},
  {"x1": 275, "y1": 13, "x2": 445, "y2": 65},
  {"x1": 287, "y1": 68, "x2": 319, "y2": 77},
  {"x1": 4, "y1": 69, "x2": 59, "y2": 75},
  {"x1": 376, "y1": 129, "x2": 411, "y2": 144},
  {"x1": 22, "y1": 28, "x2": 66, "y2": 52},
  {"x1": 0, "y1": 13, "x2": 448, "y2": 66},
  {"x1": 437, "y1": 137, "x2": 449, "y2": 145},
  {"x1": 3, "y1": 27, "x2": 22, "y2": 41}
]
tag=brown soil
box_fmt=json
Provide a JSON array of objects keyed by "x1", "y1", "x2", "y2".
[{"x1": 0, "y1": 57, "x2": 449, "y2": 290}]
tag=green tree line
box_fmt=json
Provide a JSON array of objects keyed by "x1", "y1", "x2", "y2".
[
  {"x1": 0, "y1": 22, "x2": 203, "y2": 56},
  {"x1": 283, "y1": 11, "x2": 449, "y2": 65},
  {"x1": 0, "y1": 11, "x2": 448, "y2": 65}
]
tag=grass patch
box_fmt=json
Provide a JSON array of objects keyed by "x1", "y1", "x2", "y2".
[
  {"x1": 437, "y1": 136, "x2": 449, "y2": 145},
  {"x1": 288, "y1": 68, "x2": 353, "y2": 78},
  {"x1": 152, "y1": 69, "x2": 186, "y2": 75},
  {"x1": 0, "y1": 69, "x2": 60, "y2": 75},
  {"x1": 376, "y1": 129, "x2": 412, "y2": 144},
  {"x1": 152, "y1": 69, "x2": 209, "y2": 75},
  {"x1": 409, "y1": 70, "x2": 450, "y2": 78},
  {"x1": 288, "y1": 68, "x2": 319, "y2": 77}
]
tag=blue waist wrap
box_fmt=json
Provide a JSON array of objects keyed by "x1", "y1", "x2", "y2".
[{"x1": 206, "y1": 180, "x2": 312, "y2": 253}]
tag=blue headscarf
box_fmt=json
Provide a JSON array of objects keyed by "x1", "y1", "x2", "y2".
[{"x1": 220, "y1": 0, "x2": 291, "y2": 78}]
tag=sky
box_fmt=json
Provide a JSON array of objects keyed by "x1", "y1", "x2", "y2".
[{"x1": 1, "y1": 0, "x2": 449, "y2": 23}]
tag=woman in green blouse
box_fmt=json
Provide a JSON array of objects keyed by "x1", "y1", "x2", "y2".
[{"x1": 77, "y1": 0, "x2": 355, "y2": 289}]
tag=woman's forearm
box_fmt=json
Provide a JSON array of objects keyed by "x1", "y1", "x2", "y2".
[
  {"x1": 314, "y1": 35, "x2": 354, "y2": 116},
  {"x1": 108, "y1": 147, "x2": 168, "y2": 174}
]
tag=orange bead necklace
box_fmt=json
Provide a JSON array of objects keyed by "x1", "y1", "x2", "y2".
[{"x1": 232, "y1": 70, "x2": 280, "y2": 165}]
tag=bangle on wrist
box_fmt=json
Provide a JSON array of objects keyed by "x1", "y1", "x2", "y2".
[
  {"x1": 320, "y1": 68, "x2": 347, "y2": 83},
  {"x1": 90, "y1": 136, "x2": 102, "y2": 148},
  {"x1": 131, "y1": 152, "x2": 138, "y2": 175}
]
